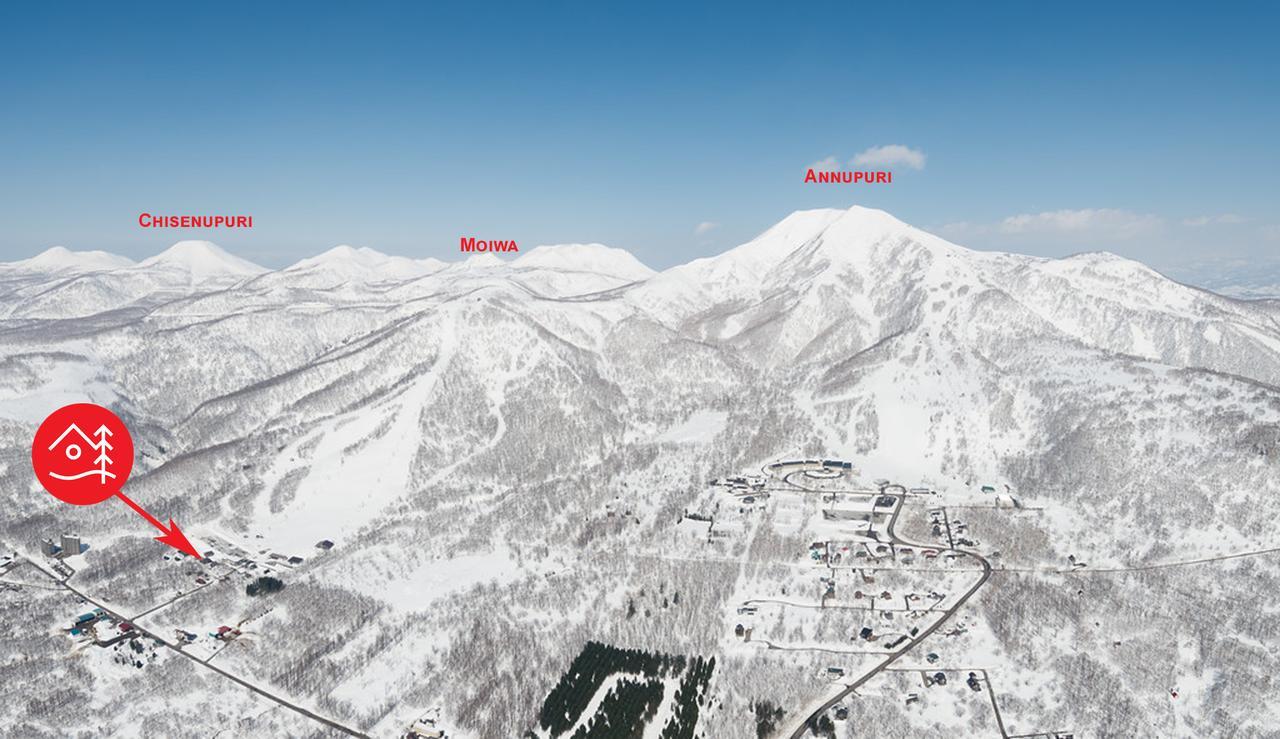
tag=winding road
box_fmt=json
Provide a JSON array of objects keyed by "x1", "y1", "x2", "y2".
[{"x1": 767, "y1": 471, "x2": 993, "y2": 739}]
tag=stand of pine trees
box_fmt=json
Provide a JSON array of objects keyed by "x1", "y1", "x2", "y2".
[
  {"x1": 658, "y1": 656, "x2": 715, "y2": 739},
  {"x1": 538, "y1": 641, "x2": 686, "y2": 736},
  {"x1": 245, "y1": 575, "x2": 285, "y2": 596},
  {"x1": 570, "y1": 678, "x2": 664, "y2": 739},
  {"x1": 752, "y1": 701, "x2": 785, "y2": 739},
  {"x1": 805, "y1": 714, "x2": 836, "y2": 738}
]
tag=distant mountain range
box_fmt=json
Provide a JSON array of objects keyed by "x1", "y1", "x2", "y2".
[{"x1": 2, "y1": 205, "x2": 1278, "y2": 738}]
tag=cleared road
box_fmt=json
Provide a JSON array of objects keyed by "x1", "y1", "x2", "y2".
[
  {"x1": 15, "y1": 556, "x2": 370, "y2": 738},
  {"x1": 775, "y1": 475, "x2": 992, "y2": 739}
]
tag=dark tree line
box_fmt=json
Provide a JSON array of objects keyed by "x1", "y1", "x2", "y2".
[
  {"x1": 752, "y1": 700, "x2": 785, "y2": 739},
  {"x1": 571, "y1": 678, "x2": 664, "y2": 739},
  {"x1": 539, "y1": 641, "x2": 687, "y2": 736},
  {"x1": 804, "y1": 714, "x2": 835, "y2": 739},
  {"x1": 658, "y1": 656, "x2": 715, "y2": 739},
  {"x1": 245, "y1": 575, "x2": 285, "y2": 596}
]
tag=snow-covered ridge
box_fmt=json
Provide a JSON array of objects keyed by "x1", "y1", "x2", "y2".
[
  {"x1": 6, "y1": 245, "x2": 135, "y2": 273},
  {"x1": 285, "y1": 245, "x2": 446, "y2": 281},
  {"x1": 0, "y1": 209, "x2": 1157, "y2": 294},
  {"x1": 3, "y1": 205, "x2": 1264, "y2": 385},
  {"x1": 0, "y1": 206, "x2": 1260, "y2": 313},
  {"x1": 1, "y1": 240, "x2": 658, "y2": 286},
  {"x1": 513, "y1": 243, "x2": 655, "y2": 282}
]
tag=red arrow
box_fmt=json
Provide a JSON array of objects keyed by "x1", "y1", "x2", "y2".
[{"x1": 114, "y1": 490, "x2": 201, "y2": 558}]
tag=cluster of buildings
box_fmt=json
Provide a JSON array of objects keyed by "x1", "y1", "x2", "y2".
[
  {"x1": 40, "y1": 533, "x2": 84, "y2": 558},
  {"x1": 69, "y1": 607, "x2": 106, "y2": 633},
  {"x1": 712, "y1": 475, "x2": 766, "y2": 501},
  {"x1": 768, "y1": 459, "x2": 853, "y2": 473},
  {"x1": 929, "y1": 509, "x2": 980, "y2": 548},
  {"x1": 67, "y1": 607, "x2": 137, "y2": 647},
  {"x1": 211, "y1": 625, "x2": 242, "y2": 642},
  {"x1": 809, "y1": 539, "x2": 940, "y2": 567}
]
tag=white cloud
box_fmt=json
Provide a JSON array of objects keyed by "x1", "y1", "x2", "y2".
[
  {"x1": 851, "y1": 144, "x2": 926, "y2": 170},
  {"x1": 997, "y1": 208, "x2": 1162, "y2": 238},
  {"x1": 1182, "y1": 213, "x2": 1245, "y2": 226},
  {"x1": 937, "y1": 210, "x2": 1273, "y2": 271},
  {"x1": 694, "y1": 221, "x2": 719, "y2": 236},
  {"x1": 807, "y1": 155, "x2": 841, "y2": 171}
]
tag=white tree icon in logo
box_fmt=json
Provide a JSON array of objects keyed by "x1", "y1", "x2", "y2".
[{"x1": 46, "y1": 422, "x2": 116, "y2": 483}]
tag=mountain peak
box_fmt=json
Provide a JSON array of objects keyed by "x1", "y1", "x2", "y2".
[
  {"x1": 139, "y1": 240, "x2": 266, "y2": 279},
  {"x1": 513, "y1": 243, "x2": 654, "y2": 282},
  {"x1": 690, "y1": 204, "x2": 924, "y2": 280},
  {"x1": 652, "y1": 205, "x2": 915, "y2": 285},
  {"x1": 10, "y1": 246, "x2": 134, "y2": 273},
  {"x1": 285, "y1": 244, "x2": 446, "y2": 281},
  {"x1": 289, "y1": 245, "x2": 390, "y2": 270},
  {"x1": 456, "y1": 253, "x2": 506, "y2": 269},
  {"x1": 757, "y1": 204, "x2": 909, "y2": 243}
]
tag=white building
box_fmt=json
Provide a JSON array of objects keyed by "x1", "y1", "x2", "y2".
[
  {"x1": 60, "y1": 533, "x2": 81, "y2": 558},
  {"x1": 408, "y1": 721, "x2": 444, "y2": 738}
]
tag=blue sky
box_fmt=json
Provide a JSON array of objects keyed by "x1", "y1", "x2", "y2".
[{"x1": 1, "y1": 1, "x2": 1276, "y2": 276}]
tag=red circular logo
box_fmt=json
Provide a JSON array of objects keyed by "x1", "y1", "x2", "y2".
[{"x1": 31, "y1": 403, "x2": 134, "y2": 506}]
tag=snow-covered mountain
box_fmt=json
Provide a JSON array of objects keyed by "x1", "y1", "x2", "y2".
[
  {"x1": 0, "y1": 240, "x2": 267, "y2": 319},
  {"x1": 2, "y1": 206, "x2": 1278, "y2": 738},
  {"x1": 278, "y1": 245, "x2": 446, "y2": 287},
  {"x1": 136, "y1": 239, "x2": 267, "y2": 282},
  {"x1": 514, "y1": 242, "x2": 655, "y2": 282},
  {"x1": 5, "y1": 245, "x2": 135, "y2": 273}
]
